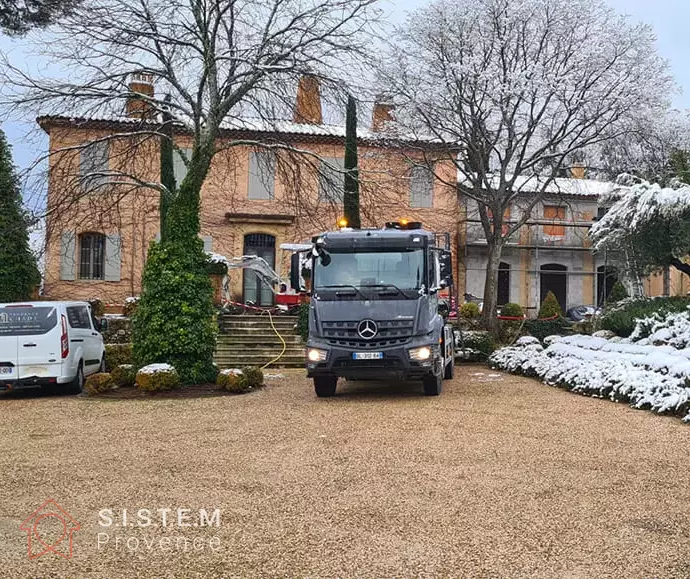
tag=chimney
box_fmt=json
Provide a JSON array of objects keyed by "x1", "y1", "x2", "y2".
[
  {"x1": 372, "y1": 98, "x2": 395, "y2": 132},
  {"x1": 570, "y1": 162, "x2": 586, "y2": 179},
  {"x1": 293, "y1": 75, "x2": 322, "y2": 125},
  {"x1": 126, "y1": 73, "x2": 155, "y2": 119}
]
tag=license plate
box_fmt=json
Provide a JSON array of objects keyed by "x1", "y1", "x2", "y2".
[
  {"x1": 0, "y1": 367, "x2": 12, "y2": 375},
  {"x1": 352, "y1": 352, "x2": 383, "y2": 360}
]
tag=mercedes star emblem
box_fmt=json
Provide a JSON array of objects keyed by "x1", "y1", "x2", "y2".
[{"x1": 357, "y1": 319, "x2": 378, "y2": 340}]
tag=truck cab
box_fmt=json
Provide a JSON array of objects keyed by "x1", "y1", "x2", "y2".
[{"x1": 302, "y1": 221, "x2": 455, "y2": 397}]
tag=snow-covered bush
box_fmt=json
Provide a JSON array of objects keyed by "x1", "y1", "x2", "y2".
[
  {"x1": 136, "y1": 363, "x2": 181, "y2": 391},
  {"x1": 489, "y1": 335, "x2": 690, "y2": 422},
  {"x1": 455, "y1": 330, "x2": 495, "y2": 361}
]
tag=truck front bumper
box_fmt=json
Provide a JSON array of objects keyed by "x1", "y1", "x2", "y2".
[{"x1": 306, "y1": 343, "x2": 441, "y2": 381}]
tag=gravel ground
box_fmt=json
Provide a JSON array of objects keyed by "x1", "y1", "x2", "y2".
[{"x1": 0, "y1": 366, "x2": 689, "y2": 578}]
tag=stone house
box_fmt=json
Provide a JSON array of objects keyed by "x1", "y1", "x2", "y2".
[{"x1": 38, "y1": 76, "x2": 460, "y2": 308}]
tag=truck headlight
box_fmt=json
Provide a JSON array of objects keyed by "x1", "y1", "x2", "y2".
[
  {"x1": 408, "y1": 346, "x2": 432, "y2": 361},
  {"x1": 307, "y1": 348, "x2": 327, "y2": 362}
]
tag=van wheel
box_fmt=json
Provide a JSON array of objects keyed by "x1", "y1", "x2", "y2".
[
  {"x1": 443, "y1": 355, "x2": 455, "y2": 380},
  {"x1": 423, "y1": 373, "x2": 442, "y2": 396},
  {"x1": 70, "y1": 363, "x2": 84, "y2": 395},
  {"x1": 314, "y1": 376, "x2": 337, "y2": 397}
]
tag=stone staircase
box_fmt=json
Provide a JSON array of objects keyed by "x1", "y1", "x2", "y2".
[{"x1": 214, "y1": 315, "x2": 305, "y2": 369}]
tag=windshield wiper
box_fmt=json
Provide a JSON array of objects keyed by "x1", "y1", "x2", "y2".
[
  {"x1": 361, "y1": 283, "x2": 414, "y2": 299},
  {"x1": 317, "y1": 284, "x2": 367, "y2": 300}
]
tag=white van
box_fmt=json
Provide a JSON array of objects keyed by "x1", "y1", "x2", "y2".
[{"x1": 0, "y1": 301, "x2": 106, "y2": 393}]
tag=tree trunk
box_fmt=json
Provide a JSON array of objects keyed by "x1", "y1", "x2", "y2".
[
  {"x1": 159, "y1": 100, "x2": 176, "y2": 241},
  {"x1": 482, "y1": 238, "x2": 504, "y2": 335}
]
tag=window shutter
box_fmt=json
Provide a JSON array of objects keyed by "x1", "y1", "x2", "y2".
[
  {"x1": 201, "y1": 235, "x2": 213, "y2": 252},
  {"x1": 248, "y1": 151, "x2": 276, "y2": 200},
  {"x1": 410, "y1": 165, "x2": 433, "y2": 208},
  {"x1": 80, "y1": 141, "x2": 109, "y2": 191},
  {"x1": 318, "y1": 158, "x2": 345, "y2": 203},
  {"x1": 59, "y1": 231, "x2": 76, "y2": 281},
  {"x1": 173, "y1": 148, "x2": 193, "y2": 186},
  {"x1": 104, "y1": 234, "x2": 122, "y2": 282}
]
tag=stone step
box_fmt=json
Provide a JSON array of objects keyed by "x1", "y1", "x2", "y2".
[
  {"x1": 217, "y1": 335, "x2": 303, "y2": 346},
  {"x1": 214, "y1": 348, "x2": 305, "y2": 358},
  {"x1": 219, "y1": 323, "x2": 298, "y2": 332},
  {"x1": 214, "y1": 355, "x2": 305, "y2": 368}
]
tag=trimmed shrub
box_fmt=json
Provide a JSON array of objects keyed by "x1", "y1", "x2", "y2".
[
  {"x1": 455, "y1": 330, "x2": 495, "y2": 361},
  {"x1": 132, "y1": 238, "x2": 218, "y2": 385},
  {"x1": 524, "y1": 317, "x2": 571, "y2": 343},
  {"x1": 88, "y1": 298, "x2": 105, "y2": 317},
  {"x1": 599, "y1": 296, "x2": 690, "y2": 338},
  {"x1": 84, "y1": 372, "x2": 115, "y2": 395},
  {"x1": 460, "y1": 302, "x2": 480, "y2": 319},
  {"x1": 217, "y1": 371, "x2": 245, "y2": 393},
  {"x1": 606, "y1": 281, "x2": 628, "y2": 304},
  {"x1": 123, "y1": 297, "x2": 139, "y2": 318},
  {"x1": 241, "y1": 366, "x2": 264, "y2": 389},
  {"x1": 538, "y1": 291, "x2": 562, "y2": 319},
  {"x1": 111, "y1": 364, "x2": 136, "y2": 388},
  {"x1": 500, "y1": 303, "x2": 523, "y2": 318},
  {"x1": 297, "y1": 302, "x2": 309, "y2": 342},
  {"x1": 135, "y1": 364, "x2": 181, "y2": 391},
  {"x1": 104, "y1": 343, "x2": 132, "y2": 371}
]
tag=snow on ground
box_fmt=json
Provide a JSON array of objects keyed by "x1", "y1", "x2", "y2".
[{"x1": 489, "y1": 334, "x2": 690, "y2": 422}]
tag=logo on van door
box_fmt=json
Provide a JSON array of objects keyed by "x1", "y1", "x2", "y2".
[{"x1": 20, "y1": 499, "x2": 80, "y2": 559}]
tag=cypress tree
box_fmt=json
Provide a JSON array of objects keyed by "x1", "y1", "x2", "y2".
[
  {"x1": 343, "y1": 94, "x2": 361, "y2": 228},
  {"x1": 159, "y1": 95, "x2": 176, "y2": 241},
  {"x1": 0, "y1": 129, "x2": 40, "y2": 302}
]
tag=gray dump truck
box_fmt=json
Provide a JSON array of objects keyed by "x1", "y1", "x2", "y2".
[{"x1": 293, "y1": 220, "x2": 455, "y2": 397}]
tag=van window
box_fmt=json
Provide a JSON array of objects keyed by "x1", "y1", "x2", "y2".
[
  {"x1": 0, "y1": 307, "x2": 58, "y2": 336},
  {"x1": 66, "y1": 306, "x2": 92, "y2": 329}
]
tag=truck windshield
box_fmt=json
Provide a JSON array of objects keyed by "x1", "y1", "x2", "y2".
[
  {"x1": 0, "y1": 307, "x2": 58, "y2": 336},
  {"x1": 314, "y1": 250, "x2": 424, "y2": 291}
]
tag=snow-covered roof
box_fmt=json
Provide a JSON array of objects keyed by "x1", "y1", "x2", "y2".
[
  {"x1": 37, "y1": 113, "x2": 449, "y2": 147},
  {"x1": 460, "y1": 173, "x2": 615, "y2": 198}
]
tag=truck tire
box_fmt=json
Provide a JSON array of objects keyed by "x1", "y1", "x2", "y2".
[
  {"x1": 314, "y1": 376, "x2": 337, "y2": 397},
  {"x1": 423, "y1": 373, "x2": 442, "y2": 396},
  {"x1": 443, "y1": 355, "x2": 455, "y2": 380}
]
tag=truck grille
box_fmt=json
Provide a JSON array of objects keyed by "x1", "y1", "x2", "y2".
[{"x1": 322, "y1": 320, "x2": 414, "y2": 349}]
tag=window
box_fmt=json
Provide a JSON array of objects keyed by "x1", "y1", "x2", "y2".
[
  {"x1": 318, "y1": 158, "x2": 345, "y2": 203},
  {"x1": 66, "y1": 306, "x2": 92, "y2": 329},
  {"x1": 498, "y1": 262, "x2": 510, "y2": 306},
  {"x1": 79, "y1": 233, "x2": 105, "y2": 280},
  {"x1": 80, "y1": 141, "x2": 109, "y2": 191},
  {"x1": 248, "y1": 151, "x2": 276, "y2": 200},
  {"x1": 410, "y1": 165, "x2": 433, "y2": 208},
  {"x1": 543, "y1": 205, "x2": 566, "y2": 237},
  {"x1": 173, "y1": 147, "x2": 193, "y2": 186}
]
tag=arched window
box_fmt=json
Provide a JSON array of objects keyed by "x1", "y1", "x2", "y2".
[
  {"x1": 540, "y1": 263, "x2": 567, "y2": 313},
  {"x1": 498, "y1": 262, "x2": 510, "y2": 305},
  {"x1": 79, "y1": 233, "x2": 105, "y2": 280}
]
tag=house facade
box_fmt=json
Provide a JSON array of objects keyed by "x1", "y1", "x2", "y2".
[
  {"x1": 462, "y1": 175, "x2": 689, "y2": 314},
  {"x1": 39, "y1": 77, "x2": 460, "y2": 308}
]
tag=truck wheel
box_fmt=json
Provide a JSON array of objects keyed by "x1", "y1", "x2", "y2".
[
  {"x1": 423, "y1": 373, "x2": 442, "y2": 396},
  {"x1": 314, "y1": 376, "x2": 337, "y2": 397},
  {"x1": 443, "y1": 355, "x2": 455, "y2": 380}
]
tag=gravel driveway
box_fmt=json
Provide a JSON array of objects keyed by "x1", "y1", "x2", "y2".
[{"x1": 0, "y1": 366, "x2": 689, "y2": 578}]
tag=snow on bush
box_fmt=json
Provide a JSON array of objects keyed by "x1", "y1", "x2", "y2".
[
  {"x1": 489, "y1": 335, "x2": 690, "y2": 422},
  {"x1": 629, "y1": 308, "x2": 690, "y2": 349}
]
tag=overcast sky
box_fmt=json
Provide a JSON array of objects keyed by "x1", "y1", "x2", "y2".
[{"x1": 2, "y1": 0, "x2": 690, "y2": 176}]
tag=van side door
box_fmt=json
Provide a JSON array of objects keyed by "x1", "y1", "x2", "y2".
[{"x1": 65, "y1": 305, "x2": 100, "y2": 373}]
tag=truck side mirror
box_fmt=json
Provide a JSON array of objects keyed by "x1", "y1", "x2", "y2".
[
  {"x1": 439, "y1": 250, "x2": 453, "y2": 284},
  {"x1": 290, "y1": 253, "x2": 301, "y2": 291}
]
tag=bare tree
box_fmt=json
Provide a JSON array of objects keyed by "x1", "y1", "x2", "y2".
[
  {"x1": 379, "y1": 0, "x2": 673, "y2": 329},
  {"x1": 4, "y1": 0, "x2": 380, "y2": 242}
]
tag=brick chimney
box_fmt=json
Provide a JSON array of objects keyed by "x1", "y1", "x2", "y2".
[
  {"x1": 293, "y1": 75, "x2": 322, "y2": 125},
  {"x1": 126, "y1": 73, "x2": 155, "y2": 119},
  {"x1": 570, "y1": 162, "x2": 586, "y2": 179},
  {"x1": 372, "y1": 98, "x2": 395, "y2": 132}
]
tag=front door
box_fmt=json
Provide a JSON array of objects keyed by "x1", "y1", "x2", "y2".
[
  {"x1": 243, "y1": 233, "x2": 276, "y2": 306},
  {"x1": 540, "y1": 264, "x2": 567, "y2": 313}
]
